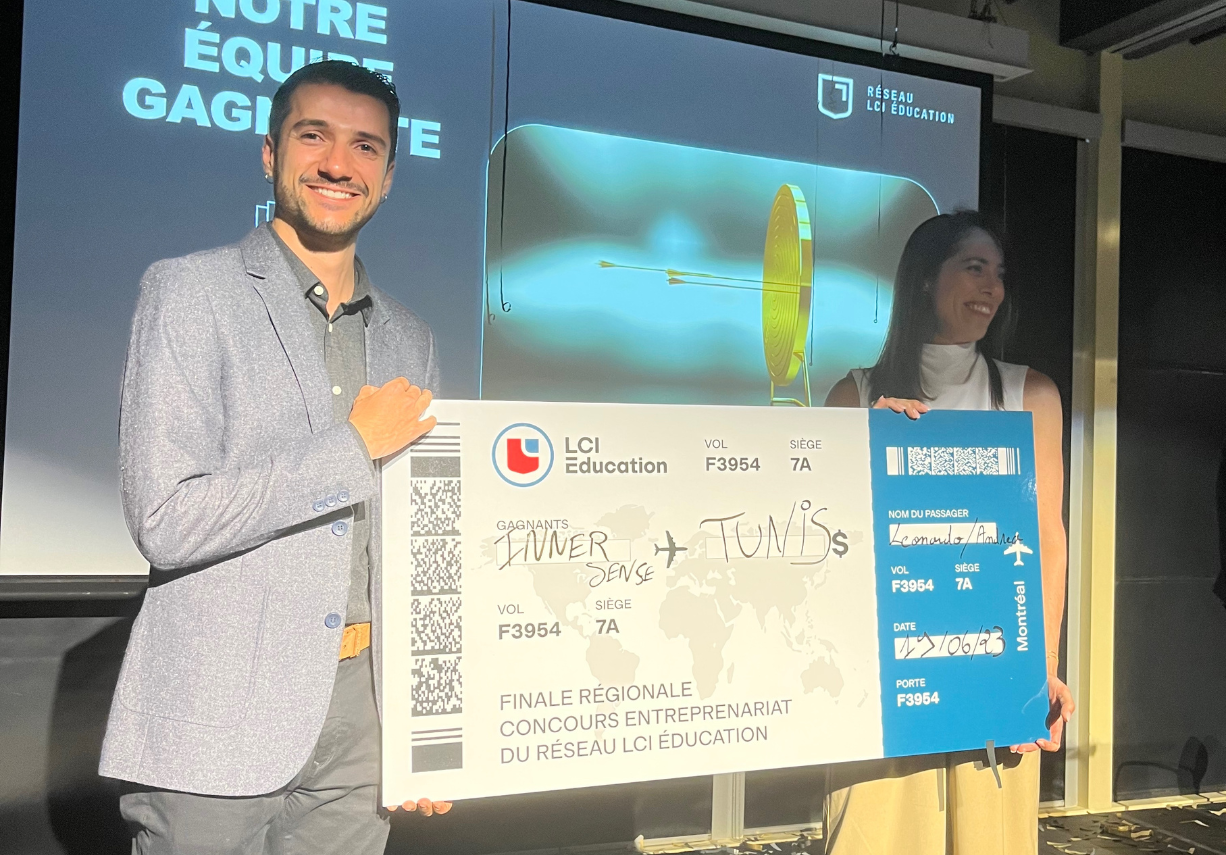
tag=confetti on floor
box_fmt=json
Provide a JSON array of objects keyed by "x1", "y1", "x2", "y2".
[{"x1": 1039, "y1": 807, "x2": 1226, "y2": 855}]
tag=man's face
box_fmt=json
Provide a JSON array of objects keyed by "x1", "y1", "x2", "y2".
[{"x1": 262, "y1": 83, "x2": 395, "y2": 244}]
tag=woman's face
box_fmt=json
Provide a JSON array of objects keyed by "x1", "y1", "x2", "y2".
[{"x1": 929, "y1": 229, "x2": 1005, "y2": 345}]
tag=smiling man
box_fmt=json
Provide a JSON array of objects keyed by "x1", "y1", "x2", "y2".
[{"x1": 101, "y1": 62, "x2": 448, "y2": 854}]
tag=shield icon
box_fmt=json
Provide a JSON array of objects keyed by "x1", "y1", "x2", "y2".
[{"x1": 818, "y1": 74, "x2": 854, "y2": 120}]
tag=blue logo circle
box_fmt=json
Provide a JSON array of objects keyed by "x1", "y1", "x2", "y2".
[{"x1": 491, "y1": 423, "x2": 554, "y2": 487}]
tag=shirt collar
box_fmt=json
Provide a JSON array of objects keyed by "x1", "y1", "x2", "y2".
[{"x1": 267, "y1": 223, "x2": 374, "y2": 326}]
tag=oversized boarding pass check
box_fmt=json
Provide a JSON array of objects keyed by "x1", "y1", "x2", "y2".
[{"x1": 381, "y1": 401, "x2": 1049, "y2": 803}]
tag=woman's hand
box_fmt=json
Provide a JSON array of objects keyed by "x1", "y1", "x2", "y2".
[
  {"x1": 1010, "y1": 674, "x2": 1075, "y2": 753},
  {"x1": 872, "y1": 396, "x2": 930, "y2": 420},
  {"x1": 1039, "y1": 674, "x2": 1075, "y2": 752},
  {"x1": 388, "y1": 798, "x2": 453, "y2": 816}
]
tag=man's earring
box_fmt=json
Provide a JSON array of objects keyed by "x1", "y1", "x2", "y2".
[
  {"x1": 381, "y1": 194, "x2": 389, "y2": 203},
  {"x1": 264, "y1": 173, "x2": 273, "y2": 183}
]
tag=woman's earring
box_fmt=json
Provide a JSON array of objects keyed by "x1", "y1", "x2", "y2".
[{"x1": 381, "y1": 194, "x2": 389, "y2": 203}]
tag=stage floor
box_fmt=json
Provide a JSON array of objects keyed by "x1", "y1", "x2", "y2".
[{"x1": 1040, "y1": 807, "x2": 1226, "y2": 855}]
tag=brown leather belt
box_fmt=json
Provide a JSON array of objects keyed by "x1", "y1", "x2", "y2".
[{"x1": 339, "y1": 622, "x2": 371, "y2": 660}]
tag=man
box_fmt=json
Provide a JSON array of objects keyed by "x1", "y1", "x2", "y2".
[{"x1": 101, "y1": 61, "x2": 448, "y2": 853}]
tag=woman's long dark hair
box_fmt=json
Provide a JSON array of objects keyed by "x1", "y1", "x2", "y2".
[{"x1": 868, "y1": 211, "x2": 1015, "y2": 410}]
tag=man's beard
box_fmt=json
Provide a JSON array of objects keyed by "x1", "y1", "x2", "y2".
[{"x1": 273, "y1": 173, "x2": 377, "y2": 246}]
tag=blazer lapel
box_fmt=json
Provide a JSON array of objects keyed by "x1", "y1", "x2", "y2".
[
  {"x1": 364, "y1": 294, "x2": 399, "y2": 388},
  {"x1": 363, "y1": 290, "x2": 396, "y2": 715},
  {"x1": 239, "y1": 227, "x2": 334, "y2": 433}
]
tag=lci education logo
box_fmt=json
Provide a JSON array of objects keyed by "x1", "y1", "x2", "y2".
[
  {"x1": 492, "y1": 423, "x2": 555, "y2": 487},
  {"x1": 818, "y1": 74, "x2": 854, "y2": 120}
]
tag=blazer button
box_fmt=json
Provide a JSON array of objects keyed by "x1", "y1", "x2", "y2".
[
  {"x1": 312, "y1": 500, "x2": 326, "y2": 513},
  {"x1": 325, "y1": 612, "x2": 342, "y2": 629},
  {"x1": 325, "y1": 494, "x2": 338, "y2": 507},
  {"x1": 331, "y1": 520, "x2": 349, "y2": 536},
  {"x1": 338, "y1": 490, "x2": 350, "y2": 503}
]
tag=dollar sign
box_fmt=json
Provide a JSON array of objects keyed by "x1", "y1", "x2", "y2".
[{"x1": 832, "y1": 530, "x2": 849, "y2": 558}]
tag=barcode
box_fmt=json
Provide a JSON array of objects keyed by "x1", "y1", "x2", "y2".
[
  {"x1": 411, "y1": 537, "x2": 462, "y2": 595},
  {"x1": 411, "y1": 725, "x2": 463, "y2": 772},
  {"x1": 886, "y1": 446, "x2": 1020, "y2": 476},
  {"x1": 886, "y1": 446, "x2": 906, "y2": 475},
  {"x1": 411, "y1": 656, "x2": 463, "y2": 716},
  {"x1": 407, "y1": 424, "x2": 463, "y2": 769}
]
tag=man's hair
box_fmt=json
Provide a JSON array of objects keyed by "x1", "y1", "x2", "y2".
[{"x1": 269, "y1": 60, "x2": 400, "y2": 162}]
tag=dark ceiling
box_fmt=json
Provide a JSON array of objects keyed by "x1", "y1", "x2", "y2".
[{"x1": 1060, "y1": 0, "x2": 1226, "y2": 57}]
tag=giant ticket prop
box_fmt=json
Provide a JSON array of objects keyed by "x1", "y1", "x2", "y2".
[{"x1": 382, "y1": 401, "x2": 1048, "y2": 802}]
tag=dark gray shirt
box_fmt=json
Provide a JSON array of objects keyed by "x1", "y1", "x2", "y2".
[{"x1": 270, "y1": 226, "x2": 373, "y2": 625}]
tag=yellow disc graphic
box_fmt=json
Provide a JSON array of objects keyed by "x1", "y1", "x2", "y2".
[{"x1": 761, "y1": 184, "x2": 812, "y2": 386}]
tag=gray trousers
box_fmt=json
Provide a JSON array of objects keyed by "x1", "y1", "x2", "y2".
[{"x1": 120, "y1": 649, "x2": 388, "y2": 855}]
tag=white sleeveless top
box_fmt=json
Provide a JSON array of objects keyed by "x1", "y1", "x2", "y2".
[{"x1": 848, "y1": 343, "x2": 1029, "y2": 412}]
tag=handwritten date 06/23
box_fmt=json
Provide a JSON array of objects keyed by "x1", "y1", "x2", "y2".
[{"x1": 705, "y1": 457, "x2": 761, "y2": 472}]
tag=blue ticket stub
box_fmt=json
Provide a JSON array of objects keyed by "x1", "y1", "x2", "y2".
[
  {"x1": 868, "y1": 409, "x2": 1048, "y2": 758},
  {"x1": 381, "y1": 401, "x2": 1050, "y2": 802}
]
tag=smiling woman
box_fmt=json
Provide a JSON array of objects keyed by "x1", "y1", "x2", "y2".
[
  {"x1": 822, "y1": 212, "x2": 1073, "y2": 855},
  {"x1": 836, "y1": 211, "x2": 1016, "y2": 411}
]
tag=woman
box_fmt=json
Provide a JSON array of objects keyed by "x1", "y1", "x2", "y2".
[{"x1": 823, "y1": 212, "x2": 1074, "y2": 855}]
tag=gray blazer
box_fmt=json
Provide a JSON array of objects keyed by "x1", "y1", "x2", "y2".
[{"x1": 100, "y1": 226, "x2": 439, "y2": 796}]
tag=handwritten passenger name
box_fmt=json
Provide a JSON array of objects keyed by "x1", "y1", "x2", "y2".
[{"x1": 495, "y1": 529, "x2": 610, "y2": 570}]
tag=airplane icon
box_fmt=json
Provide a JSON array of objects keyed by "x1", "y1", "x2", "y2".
[
  {"x1": 654, "y1": 531, "x2": 687, "y2": 568},
  {"x1": 1003, "y1": 535, "x2": 1033, "y2": 566}
]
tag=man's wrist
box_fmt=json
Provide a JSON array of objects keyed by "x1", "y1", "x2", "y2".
[{"x1": 346, "y1": 419, "x2": 377, "y2": 462}]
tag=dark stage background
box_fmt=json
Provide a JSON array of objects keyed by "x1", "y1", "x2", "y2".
[{"x1": 1114, "y1": 147, "x2": 1226, "y2": 802}]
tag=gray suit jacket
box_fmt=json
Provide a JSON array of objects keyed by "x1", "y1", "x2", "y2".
[{"x1": 100, "y1": 226, "x2": 439, "y2": 796}]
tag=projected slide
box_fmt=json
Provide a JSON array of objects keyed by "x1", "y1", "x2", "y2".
[
  {"x1": 4, "y1": 0, "x2": 982, "y2": 576},
  {"x1": 481, "y1": 125, "x2": 938, "y2": 405}
]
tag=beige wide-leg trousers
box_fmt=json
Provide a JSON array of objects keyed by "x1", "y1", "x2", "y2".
[{"x1": 824, "y1": 749, "x2": 1040, "y2": 855}]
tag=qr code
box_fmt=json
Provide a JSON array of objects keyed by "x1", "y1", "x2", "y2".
[
  {"x1": 412, "y1": 656, "x2": 462, "y2": 716},
  {"x1": 412, "y1": 595, "x2": 461, "y2": 654},
  {"x1": 411, "y1": 538, "x2": 462, "y2": 594},
  {"x1": 412, "y1": 479, "x2": 461, "y2": 535},
  {"x1": 906, "y1": 446, "x2": 1018, "y2": 476}
]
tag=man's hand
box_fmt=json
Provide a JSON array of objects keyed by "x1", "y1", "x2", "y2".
[
  {"x1": 1011, "y1": 674, "x2": 1075, "y2": 754},
  {"x1": 388, "y1": 798, "x2": 452, "y2": 816},
  {"x1": 872, "y1": 396, "x2": 929, "y2": 420},
  {"x1": 348, "y1": 378, "x2": 436, "y2": 460}
]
